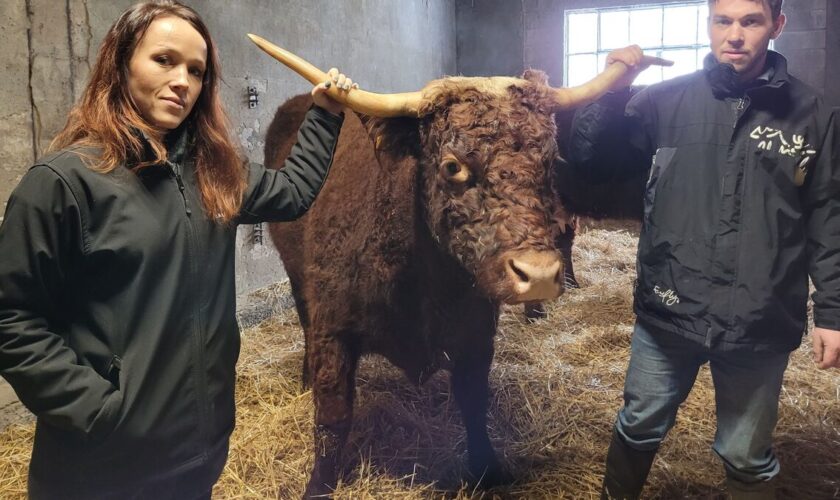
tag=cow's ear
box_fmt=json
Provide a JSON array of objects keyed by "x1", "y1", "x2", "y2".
[
  {"x1": 361, "y1": 116, "x2": 423, "y2": 160},
  {"x1": 522, "y1": 69, "x2": 550, "y2": 85}
]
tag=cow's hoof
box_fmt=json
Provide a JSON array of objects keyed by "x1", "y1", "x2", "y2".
[
  {"x1": 303, "y1": 467, "x2": 338, "y2": 500},
  {"x1": 564, "y1": 274, "x2": 580, "y2": 289},
  {"x1": 469, "y1": 460, "x2": 514, "y2": 489},
  {"x1": 301, "y1": 478, "x2": 335, "y2": 499},
  {"x1": 523, "y1": 302, "x2": 547, "y2": 321}
]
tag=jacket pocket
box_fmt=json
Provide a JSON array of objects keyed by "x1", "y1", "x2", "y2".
[
  {"x1": 643, "y1": 147, "x2": 677, "y2": 223},
  {"x1": 105, "y1": 354, "x2": 122, "y2": 390},
  {"x1": 87, "y1": 389, "x2": 123, "y2": 442},
  {"x1": 88, "y1": 354, "x2": 125, "y2": 442},
  {"x1": 753, "y1": 148, "x2": 808, "y2": 197}
]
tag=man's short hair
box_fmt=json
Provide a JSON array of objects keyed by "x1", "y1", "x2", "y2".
[{"x1": 708, "y1": 0, "x2": 783, "y2": 21}]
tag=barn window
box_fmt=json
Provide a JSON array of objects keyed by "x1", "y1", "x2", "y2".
[{"x1": 564, "y1": 1, "x2": 711, "y2": 87}]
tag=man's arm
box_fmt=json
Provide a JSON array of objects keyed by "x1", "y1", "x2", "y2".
[
  {"x1": 811, "y1": 328, "x2": 840, "y2": 369},
  {"x1": 567, "y1": 46, "x2": 663, "y2": 184},
  {"x1": 807, "y1": 108, "x2": 840, "y2": 370}
]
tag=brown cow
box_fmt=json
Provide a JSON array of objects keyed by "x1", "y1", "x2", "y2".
[{"x1": 252, "y1": 35, "x2": 660, "y2": 498}]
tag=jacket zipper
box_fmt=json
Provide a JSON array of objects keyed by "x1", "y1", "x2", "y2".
[
  {"x1": 732, "y1": 97, "x2": 746, "y2": 129},
  {"x1": 167, "y1": 161, "x2": 210, "y2": 455},
  {"x1": 166, "y1": 160, "x2": 192, "y2": 215}
]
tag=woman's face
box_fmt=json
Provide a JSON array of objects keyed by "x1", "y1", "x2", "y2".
[{"x1": 127, "y1": 16, "x2": 207, "y2": 131}]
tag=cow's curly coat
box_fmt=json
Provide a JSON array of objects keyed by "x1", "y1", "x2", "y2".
[{"x1": 265, "y1": 73, "x2": 575, "y2": 498}]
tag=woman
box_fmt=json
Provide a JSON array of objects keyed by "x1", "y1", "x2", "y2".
[{"x1": 0, "y1": 1, "x2": 354, "y2": 498}]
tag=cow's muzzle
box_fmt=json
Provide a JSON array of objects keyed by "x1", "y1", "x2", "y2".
[{"x1": 502, "y1": 250, "x2": 563, "y2": 304}]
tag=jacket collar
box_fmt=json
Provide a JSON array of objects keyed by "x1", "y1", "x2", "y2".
[
  {"x1": 129, "y1": 123, "x2": 193, "y2": 169},
  {"x1": 704, "y1": 50, "x2": 789, "y2": 98}
]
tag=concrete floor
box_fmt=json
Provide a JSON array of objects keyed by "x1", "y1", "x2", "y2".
[{"x1": 0, "y1": 379, "x2": 31, "y2": 431}]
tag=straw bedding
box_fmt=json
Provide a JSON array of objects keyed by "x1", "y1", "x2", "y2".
[{"x1": 1, "y1": 218, "x2": 838, "y2": 499}]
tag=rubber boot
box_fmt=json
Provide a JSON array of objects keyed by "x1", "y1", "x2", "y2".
[
  {"x1": 600, "y1": 430, "x2": 658, "y2": 500},
  {"x1": 725, "y1": 476, "x2": 777, "y2": 500}
]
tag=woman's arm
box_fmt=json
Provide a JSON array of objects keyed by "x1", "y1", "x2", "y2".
[
  {"x1": 237, "y1": 105, "x2": 344, "y2": 223},
  {"x1": 0, "y1": 165, "x2": 122, "y2": 440},
  {"x1": 237, "y1": 68, "x2": 356, "y2": 224}
]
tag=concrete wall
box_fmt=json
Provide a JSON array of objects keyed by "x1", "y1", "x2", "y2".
[
  {"x1": 0, "y1": 0, "x2": 456, "y2": 303},
  {"x1": 772, "y1": 0, "x2": 831, "y2": 97},
  {"x1": 456, "y1": 0, "x2": 524, "y2": 77},
  {"x1": 455, "y1": 0, "x2": 840, "y2": 109}
]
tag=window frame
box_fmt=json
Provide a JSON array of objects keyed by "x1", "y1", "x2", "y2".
[{"x1": 563, "y1": 1, "x2": 711, "y2": 87}]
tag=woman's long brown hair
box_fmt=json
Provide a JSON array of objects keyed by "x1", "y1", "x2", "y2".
[{"x1": 50, "y1": 0, "x2": 245, "y2": 224}]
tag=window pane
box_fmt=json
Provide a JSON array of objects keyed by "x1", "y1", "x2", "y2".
[
  {"x1": 663, "y1": 6, "x2": 698, "y2": 46},
  {"x1": 564, "y1": 3, "x2": 708, "y2": 86},
  {"x1": 697, "y1": 46, "x2": 711, "y2": 67},
  {"x1": 568, "y1": 12, "x2": 598, "y2": 53},
  {"x1": 630, "y1": 8, "x2": 663, "y2": 48},
  {"x1": 697, "y1": 4, "x2": 710, "y2": 45},
  {"x1": 567, "y1": 54, "x2": 598, "y2": 87},
  {"x1": 662, "y1": 48, "x2": 699, "y2": 80},
  {"x1": 598, "y1": 52, "x2": 609, "y2": 74},
  {"x1": 600, "y1": 11, "x2": 629, "y2": 50},
  {"x1": 635, "y1": 51, "x2": 663, "y2": 85}
]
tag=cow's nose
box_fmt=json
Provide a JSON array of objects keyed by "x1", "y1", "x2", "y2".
[{"x1": 504, "y1": 250, "x2": 563, "y2": 304}]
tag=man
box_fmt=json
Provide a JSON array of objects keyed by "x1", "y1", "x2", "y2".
[{"x1": 569, "y1": 0, "x2": 840, "y2": 498}]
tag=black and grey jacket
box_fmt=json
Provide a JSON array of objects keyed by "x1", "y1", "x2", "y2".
[
  {"x1": 0, "y1": 106, "x2": 342, "y2": 497},
  {"x1": 569, "y1": 52, "x2": 840, "y2": 352}
]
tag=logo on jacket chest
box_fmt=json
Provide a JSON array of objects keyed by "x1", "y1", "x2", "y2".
[{"x1": 750, "y1": 125, "x2": 817, "y2": 186}]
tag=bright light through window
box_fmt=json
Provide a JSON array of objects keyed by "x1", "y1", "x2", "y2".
[{"x1": 564, "y1": 2, "x2": 711, "y2": 87}]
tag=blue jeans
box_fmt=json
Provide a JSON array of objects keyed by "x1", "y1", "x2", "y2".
[{"x1": 616, "y1": 321, "x2": 790, "y2": 484}]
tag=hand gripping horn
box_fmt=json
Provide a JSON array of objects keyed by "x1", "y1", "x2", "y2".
[{"x1": 548, "y1": 55, "x2": 672, "y2": 110}]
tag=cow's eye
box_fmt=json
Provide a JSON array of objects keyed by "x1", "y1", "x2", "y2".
[{"x1": 441, "y1": 159, "x2": 471, "y2": 184}]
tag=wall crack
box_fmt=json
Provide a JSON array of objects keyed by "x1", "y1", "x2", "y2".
[
  {"x1": 65, "y1": 0, "x2": 76, "y2": 99},
  {"x1": 25, "y1": 0, "x2": 40, "y2": 162}
]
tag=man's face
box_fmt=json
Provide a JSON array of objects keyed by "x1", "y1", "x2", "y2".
[{"x1": 708, "y1": 0, "x2": 785, "y2": 81}]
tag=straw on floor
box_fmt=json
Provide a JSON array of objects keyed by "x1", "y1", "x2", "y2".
[{"x1": 1, "y1": 218, "x2": 838, "y2": 499}]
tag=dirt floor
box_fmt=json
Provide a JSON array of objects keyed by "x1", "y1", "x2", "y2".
[{"x1": 1, "y1": 218, "x2": 838, "y2": 499}]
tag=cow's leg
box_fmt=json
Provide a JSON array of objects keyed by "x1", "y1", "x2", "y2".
[
  {"x1": 301, "y1": 333, "x2": 358, "y2": 499},
  {"x1": 558, "y1": 223, "x2": 579, "y2": 289},
  {"x1": 451, "y1": 348, "x2": 511, "y2": 488},
  {"x1": 523, "y1": 301, "x2": 547, "y2": 321},
  {"x1": 288, "y1": 278, "x2": 312, "y2": 388}
]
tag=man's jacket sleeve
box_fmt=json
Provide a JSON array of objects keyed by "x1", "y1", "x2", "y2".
[
  {"x1": 237, "y1": 105, "x2": 344, "y2": 224},
  {"x1": 807, "y1": 108, "x2": 840, "y2": 330},
  {"x1": 0, "y1": 165, "x2": 122, "y2": 440},
  {"x1": 568, "y1": 87, "x2": 655, "y2": 184}
]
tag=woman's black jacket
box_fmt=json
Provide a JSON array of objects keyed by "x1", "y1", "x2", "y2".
[{"x1": 0, "y1": 106, "x2": 342, "y2": 497}]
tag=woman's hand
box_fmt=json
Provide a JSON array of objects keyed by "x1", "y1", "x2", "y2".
[{"x1": 311, "y1": 68, "x2": 358, "y2": 116}]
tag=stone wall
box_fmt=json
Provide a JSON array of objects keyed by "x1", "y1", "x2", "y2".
[{"x1": 0, "y1": 0, "x2": 457, "y2": 300}]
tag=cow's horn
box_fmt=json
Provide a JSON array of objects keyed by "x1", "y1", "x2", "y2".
[
  {"x1": 247, "y1": 34, "x2": 423, "y2": 118},
  {"x1": 549, "y1": 55, "x2": 671, "y2": 110}
]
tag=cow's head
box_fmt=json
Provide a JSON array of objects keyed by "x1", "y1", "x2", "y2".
[
  {"x1": 364, "y1": 72, "x2": 574, "y2": 304},
  {"x1": 248, "y1": 35, "x2": 642, "y2": 305}
]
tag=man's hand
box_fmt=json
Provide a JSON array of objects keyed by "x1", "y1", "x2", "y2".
[
  {"x1": 311, "y1": 67, "x2": 358, "y2": 116},
  {"x1": 606, "y1": 45, "x2": 673, "y2": 91},
  {"x1": 812, "y1": 327, "x2": 840, "y2": 369}
]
